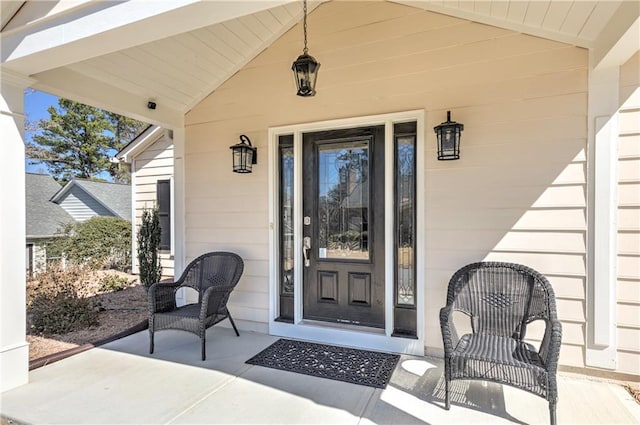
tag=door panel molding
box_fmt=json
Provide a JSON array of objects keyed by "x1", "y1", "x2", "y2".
[
  {"x1": 318, "y1": 271, "x2": 338, "y2": 303},
  {"x1": 348, "y1": 272, "x2": 371, "y2": 306}
]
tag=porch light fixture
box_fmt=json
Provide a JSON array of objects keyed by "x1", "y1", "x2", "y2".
[
  {"x1": 230, "y1": 134, "x2": 257, "y2": 173},
  {"x1": 434, "y1": 111, "x2": 464, "y2": 160},
  {"x1": 291, "y1": 0, "x2": 320, "y2": 97}
]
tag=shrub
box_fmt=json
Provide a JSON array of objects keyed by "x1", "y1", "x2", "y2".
[
  {"x1": 27, "y1": 266, "x2": 100, "y2": 335},
  {"x1": 98, "y1": 273, "x2": 133, "y2": 292},
  {"x1": 27, "y1": 264, "x2": 86, "y2": 302},
  {"x1": 137, "y1": 207, "x2": 162, "y2": 289},
  {"x1": 49, "y1": 216, "x2": 131, "y2": 270}
]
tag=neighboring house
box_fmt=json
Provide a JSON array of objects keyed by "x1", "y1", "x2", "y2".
[
  {"x1": 117, "y1": 125, "x2": 175, "y2": 277},
  {"x1": 25, "y1": 174, "x2": 131, "y2": 276},
  {"x1": 25, "y1": 173, "x2": 73, "y2": 276},
  {"x1": 51, "y1": 179, "x2": 131, "y2": 222},
  {"x1": 2, "y1": 1, "x2": 639, "y2": 392}
]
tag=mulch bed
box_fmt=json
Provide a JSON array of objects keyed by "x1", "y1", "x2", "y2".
[{"x1": 27, "y1": 271, "x2": 149, "y2": 367}]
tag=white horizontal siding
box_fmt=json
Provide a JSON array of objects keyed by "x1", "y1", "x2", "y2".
[
  {"x1": 185, "y1": 1, "x2": 592, "y2": 371},
  {"x1": 616, "y1": 52, "x2": 640, "y2": 376},
  {"x1": 133, "y1": 134, "x2": 175, "y2": 277}
]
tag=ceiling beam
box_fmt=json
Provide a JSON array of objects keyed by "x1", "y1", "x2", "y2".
[
  {"x1": 593, "y1": 1, "x2": 640, "y2": 69},
  {"x1": 32, "y1": 67, "x2": 183, "y2": 128},
  {"x1": 0, "y1": 1, "x2": 25, "y2": 31},
  {"x1": 1, "y1": 0, "x2": 295, "y2": 76}
]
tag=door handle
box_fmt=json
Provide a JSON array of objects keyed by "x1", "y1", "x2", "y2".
[{"x1": 303, "y1": 236, "x2": 311, "y2": 267}]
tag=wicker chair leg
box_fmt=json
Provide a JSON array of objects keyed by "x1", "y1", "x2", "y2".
[
  {"x1": 228, "y1": 313, "x2": 240, "y2": 336},
  {"x1": 445, "y1": 378, "x2": 450, "y2": 410},
  {"x1": 549, "y1": 400, "x2": 557, "y2": 425},
  {"x1": 149, "y1": 329, "x2": 154, "y2": 354},
  {"x1": 201, "y1": 335, "x2": 206, "y2": 361}
]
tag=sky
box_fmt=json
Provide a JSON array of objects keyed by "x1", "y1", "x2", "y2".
[
  {"x1": 24, "y1": 89, "x2": 59, "y2": 174},
  {"x1": 24, "y1": 89, "x2": 131, "y2": 181}
]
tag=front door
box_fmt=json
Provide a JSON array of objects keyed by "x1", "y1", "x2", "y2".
[{"x1": 302, "y1": 126, "x2": 385, "y2": 328}]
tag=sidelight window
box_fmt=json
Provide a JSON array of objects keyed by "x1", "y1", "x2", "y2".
[
  {"x1": 278, "y1": 135, "x2": 294, "y2": 321},
  {"x1": 393, "y1": 121, "x2": 417, "y2": 337}
]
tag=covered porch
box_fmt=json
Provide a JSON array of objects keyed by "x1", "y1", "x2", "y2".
[
  {"x1": 2, "y1": 327, "x2": 639, "y2": 424},
  {"x1": 2, "y1": 0, "x2": 639, "y2": 403}
]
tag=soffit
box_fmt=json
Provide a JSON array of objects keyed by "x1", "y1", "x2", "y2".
[
  {"x1": 393, "y1": 1, "x2": 623, "y2": 48},
  {"x1": 62, "y1": 2, "x2": 305, "y2": 114}
]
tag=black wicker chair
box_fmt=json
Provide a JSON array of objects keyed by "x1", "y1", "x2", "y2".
[
  {"x1": 440, "y1": 262, "x2": 562, "y2": 425},
  {"x1": 148, "y1": 251, "x2": 244, "y2": 360}
]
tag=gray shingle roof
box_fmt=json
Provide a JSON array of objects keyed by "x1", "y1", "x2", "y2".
[
  {"x1": 26, "y1": 173, "x2": 73, "y2": 238},
  {"x1": 70, "y1": 179, "x2": 131, "y2": 220}
]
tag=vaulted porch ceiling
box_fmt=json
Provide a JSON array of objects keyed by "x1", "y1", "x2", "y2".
[{"x1": 1, "y1": 1, "x2": 636, "y2": 127}]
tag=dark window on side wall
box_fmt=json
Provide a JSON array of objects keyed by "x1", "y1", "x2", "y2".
[{"x1": 157, "y1": 179, "x2": 171, "y2": 251}]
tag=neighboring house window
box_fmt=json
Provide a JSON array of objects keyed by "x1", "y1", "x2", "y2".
[
  {"x1": 157, "y1": 180, "x2": 171, "y2": 251},
  {"x1": 26, "y1": 244, "x2": 33, "y2": 277}
]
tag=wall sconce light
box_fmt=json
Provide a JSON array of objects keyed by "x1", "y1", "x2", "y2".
[
  {"x1": 230, "y1": 134, "x2": 257, "y2": 173},
  {"x1": 291, "y1": 0, "x2": 320, "y2": 96},
  {"x1": 434, "y1": 111, "x2": 464, "y2": 160}
]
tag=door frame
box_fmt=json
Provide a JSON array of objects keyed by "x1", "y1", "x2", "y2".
[{"x1": 268, "y1": 110, "x2": 425, "y2": 355}]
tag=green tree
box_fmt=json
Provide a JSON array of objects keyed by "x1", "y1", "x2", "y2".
[
  {"x1": 26, "y1": 97, "x2": 147, "y2": 183},
  {"x1": 106, "y1": 112, "x2": 149, "y2": 183},
  {"x1": 137, "y1": 207, "x2": 163, "y2": 289}
]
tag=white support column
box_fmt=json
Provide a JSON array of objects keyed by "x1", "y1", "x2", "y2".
[
  {"x1": 172, "y1": 123, "x2": 187, "y2": 303},
  {"x1": 130, "y1": 158, "x2": 138, "y2": 274},
  {"x1": 585, "y1": 59, "x2": 619, "y2": 370},
  {"x1": 0, "y1": 70, "x2": 33, "y2": 392},
  {"x1": 586, "y1": 0, "x2": 639, "y2": 371}
]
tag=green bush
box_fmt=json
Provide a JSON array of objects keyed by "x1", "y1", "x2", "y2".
[
  {"x1": 49, "y1": 216, "x2": 131, "y2": 270},
  {"x1": 137, "y1": 207, "x2": 162, "y2": 289},
  {"x1": 27, "y1": 266, "x2": 100, "y2": 335},
  {"x1": 98, "y1": 274, "x2": 132, "y2": 292}
]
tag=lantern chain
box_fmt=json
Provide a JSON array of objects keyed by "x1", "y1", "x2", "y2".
[{"x1": 303, "y1": 0, "x2": 308, "y2": 55}]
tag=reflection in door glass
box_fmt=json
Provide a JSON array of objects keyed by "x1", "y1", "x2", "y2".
[{"x1": 317, "y1": 141, "x2": 370, "y2": 260}]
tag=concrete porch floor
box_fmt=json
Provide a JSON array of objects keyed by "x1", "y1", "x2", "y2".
[{"x1": 1, "y1": 327, "x2": 639, "y2": 424}]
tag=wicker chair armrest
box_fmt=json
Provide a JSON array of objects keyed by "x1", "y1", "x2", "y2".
[
  {"x1": 539, "y1": 318, "x2": 562, "y2": 370},
  {"x1": 200, "y1": 285, "x2": 233, "y2": 319},
  {"x1": 440, "y1": 305, "x2": 459, "y2": 354},
  {"x1": 148, "y1": 282, "x2": 179, "y2": 313}
]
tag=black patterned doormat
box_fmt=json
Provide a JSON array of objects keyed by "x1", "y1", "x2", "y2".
[{"x1": 246, "y1": 339, "x2": 400, "y2": 388}]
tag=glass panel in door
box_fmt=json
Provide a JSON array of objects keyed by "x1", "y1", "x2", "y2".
[{"x1": 317, "y1": 141, "x2": 369, "y2": 261}]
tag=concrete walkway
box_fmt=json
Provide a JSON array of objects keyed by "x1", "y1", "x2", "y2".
[{"x1": 1, "y1": 328, "x2": 639, "y2": 424}]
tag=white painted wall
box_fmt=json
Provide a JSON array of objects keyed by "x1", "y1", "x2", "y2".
[{"x1": 182, "y1": 1, "x2": 633, "y2": 374}]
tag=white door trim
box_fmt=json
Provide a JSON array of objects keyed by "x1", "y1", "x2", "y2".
[{"x1": 268, "y1": 110, "x2": 425, "y2": 355}]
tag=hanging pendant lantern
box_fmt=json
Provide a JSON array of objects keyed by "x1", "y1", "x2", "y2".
[
  {"x1": 292, "y1": 0, "x2": 320, "y2": 97},
  {"x1": 434, "y1": 111, "x2": 464, "y2": 160},
  {"x1": 230, "y1": 134, "x2": 257, "y2": 173}
]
